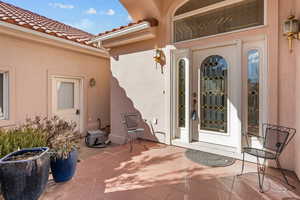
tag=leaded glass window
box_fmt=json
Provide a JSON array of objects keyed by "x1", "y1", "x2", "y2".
[
  {"x1": 200, "y1": 55, "x2": 227, "y2": 132},
  {"x1": 174, "y1": 0, "x2": 264, "y2": 42},
  {"x1": 178, "y1": 59, "x2": 186, "y2": 128},
  {"x1": 247, "y1": 50, "x2": 260, "y2": 135}
]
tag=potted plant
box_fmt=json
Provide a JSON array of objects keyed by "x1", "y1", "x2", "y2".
[
  {"x1": 0, "y1": 125, "x2": 50, "y2": 200},
  {"x1": 26, "y1": 116, "x2": 80, "y2": 183}
]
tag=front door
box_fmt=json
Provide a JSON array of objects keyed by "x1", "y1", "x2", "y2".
[
  {"x1": 192, "y1": 44, "x2": 242, "y2": 148},
  {"x1": 52, "y1": 77, "x2": 81, "y2": 132}
]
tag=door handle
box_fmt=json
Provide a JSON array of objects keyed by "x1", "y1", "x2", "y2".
[
  {"x1": 76, "y1": 109, "x2": 80, "y2": 115},
  {"x1": 192, "y1": 93, "x2": 198, "y2": 120}
]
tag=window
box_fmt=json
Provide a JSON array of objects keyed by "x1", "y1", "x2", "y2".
[
  {"x1": 175, "y1": 0, "x2": 225, "y2": 16},
  {"x1": 0, "y1": 72, "x2": 9, "y2": 120},
  {"x1": 247, "y1": 50, "x2": 260, "y2": 135},
  {"x1": 178, "y1": 59, "x2": 186, "y2": 128},
  {"x1": 57, "y1": 82, "x2": 75, "y2": 110},
  {"x1": 174, "y1": 0, "x2": 264, "y2": 42},
  {"x1": 200, "y1": 55, "x2": 228, "y2": 132}
]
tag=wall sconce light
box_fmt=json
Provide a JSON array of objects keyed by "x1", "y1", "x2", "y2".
[
  {"x1": 89, "y1": 78, "x2": 96, "y2": 87},
  {"x1": 153, "y1": 48, "x2": 166, "y2": 74},
  {"x1": 283, "y1": 15, "x2": 300, "y2": 52}
]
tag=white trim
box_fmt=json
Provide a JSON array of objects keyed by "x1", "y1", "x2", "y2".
[
  {"x1": 172, "y1": 139, "x2": 265, "y2": 163},
  {"x1": 173, "y1": 0, "x2": 246, "y2": 21},
  {"x1": 89, "y1": 21, "x2": 151, "y2": 43},
  {"x1": 190, "y1": 39, "x2": 241, "y2": 51},
  {"x1": 51, "y1": 75, "x2": 84, "y2": 134},
  {"x1": 174, "y1": 25, "x2": 267, "y2": 45},
  {"x1": 171, "y1": 49, "x2": 192, "y2": 144},
  {"x1": 101, "y1": 30, "x2": 156, "y2": 48},
  {"x1": 170, "y1": 40, "x2": 243, "y2": 150},
  {"x1": 0, "y1": 21, "x2": 108, "y2": 57},
  {"x1": 242, "y1": 37, "x2": 268, "y2": 138},
  {"x1": 172, "y1": 139, "x2": 240, "y2": 158},
  {"x1": 191, "y1": 41, "x2": 242, "y2": 148},
  {"x1": 0, "y1": 71, "x2": 9, "y2": 120}
]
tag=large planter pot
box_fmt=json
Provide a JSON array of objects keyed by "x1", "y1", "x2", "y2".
[
  {"x1": 0, "y1": 147, "x2": 50, "y2": 200},
  {"x1": 50, "y1": 149, "x2": 78, "y2": 183}
]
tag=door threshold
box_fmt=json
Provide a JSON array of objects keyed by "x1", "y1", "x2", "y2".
[
  {"x1": 172, "y1": 139, "x2": 266, "y2": 163},
  {"x1": 172, "y1": 139, "x2": 240, "y2": 159}
]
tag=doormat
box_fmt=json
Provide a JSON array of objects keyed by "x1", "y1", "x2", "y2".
[{"x1": 185, "y1": 149, "x2": 236, "y2": 167}]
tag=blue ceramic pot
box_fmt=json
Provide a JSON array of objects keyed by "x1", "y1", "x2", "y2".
[
  {"x1": 0, "y1": 147, "x2": 50, "y2": 200},
  {"x1": 50, "y1": 149, "x2": 78, "y2": 183}
]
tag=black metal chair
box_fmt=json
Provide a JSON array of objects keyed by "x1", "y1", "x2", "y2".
[
  {"x1": 239, "y1": 123, "x2": 296, "y2": 192},
  {"x1": 121, "y1": 113, "x2": 146, "y2": 152}
]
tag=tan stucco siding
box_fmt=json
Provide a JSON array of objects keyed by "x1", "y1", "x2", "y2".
[
  {"x1": 0, "y1": 31, "x2": 110, "y2": 133},
  {"x1": 294, "y1": 0, "x2": 300, "y2": 179},
  {"x1": 110, "y1": 44, "x2": 166, "y2": 144}
]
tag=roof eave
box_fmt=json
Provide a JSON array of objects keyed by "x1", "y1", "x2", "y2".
[
  {"x1": 88, "y1": 21, "x2": 151, "y2": 44},
  {"x1": 0, "y1": 21, "x2": 109, "y2": 58}
]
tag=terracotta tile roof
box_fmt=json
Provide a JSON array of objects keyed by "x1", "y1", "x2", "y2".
[
  {"x1": 98, "y1": 18, "x2": 159, "y2": 36},
  {"x1": 0, "y1": 1, "x2": 97, "y2": 48}
]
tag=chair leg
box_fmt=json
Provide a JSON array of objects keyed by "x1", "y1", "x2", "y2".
[
  {"x1": 256, "y1": 156, "x2": 266, "y2": 193},
  {"x1": 129, "y1": 136, "x2": 133, "y2": 153},
  {"x1": 138, "y1": 132, "x2": 148, "y2": 150},
  {"x1": 126, "y1": 133, "x2": 133, "y2": 153},
  {"x1": 238, "y1": 152, "x2": 245, "y2": 176},
  {"x1": 276, "y1": 158, "x2": 296, "y2": 189}
]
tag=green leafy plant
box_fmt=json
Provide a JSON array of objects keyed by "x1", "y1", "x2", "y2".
[
  {"x1": 0, "y1": 126, "x2": 47, "y2": 158},
  {"x1": 24, "y1": 116, "x2": 80, "y2": 160}
]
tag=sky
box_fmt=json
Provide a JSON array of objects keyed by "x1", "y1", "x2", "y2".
[{"x1": 3, "y1": 0, "x2": 132, "y2": 35}]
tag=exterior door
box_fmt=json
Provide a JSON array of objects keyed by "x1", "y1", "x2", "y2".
[
  {"x1": 192, "y1": 44, "x2": 242, "y2": 148},
  {"x1": 52, "y1": 77, "x2": 81, "y2": 131}
]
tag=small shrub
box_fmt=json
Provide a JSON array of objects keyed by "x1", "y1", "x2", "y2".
[
  {"x1": 24, "y1": 116, "x2": 80, "y2": 160},
  {"x1": 0, "y1": 126, "x2": 47, "y2": 158},
  {"x1": 0, "y1": 116, "x2": 80, "y2": 160}
]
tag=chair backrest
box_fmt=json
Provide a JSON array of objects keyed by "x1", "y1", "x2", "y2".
[
  {"x1": 263, "y1": 123, "x2": 296, "y2": 154},
  {"x1": 122, "y1": 113, "x2": 139, "y2": 130}
]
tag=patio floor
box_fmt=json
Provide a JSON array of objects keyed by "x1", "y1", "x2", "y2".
[{"x1": 41, "y1": 140, "x2": 300, "y2": 200}]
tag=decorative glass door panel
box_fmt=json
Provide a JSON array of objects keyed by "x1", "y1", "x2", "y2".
[
  {"x1": 178, "y1": 59, "x2": 186, "y2": 128},
  {"x1": 192, "y1": 44, "x2": 241, "y2": 148},
  {"x1": 200, "y1": 55, "x2": 228, "y2": 132},
  {"x1": 247, "y1": 50, "x2": 260, "y2": 135}
]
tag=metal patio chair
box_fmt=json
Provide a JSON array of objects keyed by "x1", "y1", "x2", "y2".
[
  {"x1": 121, "y1": 113, "x2": 146, "y2": 152},
  {"x1": 239, "y1": 123, "x2": 296, "y2": 192}
]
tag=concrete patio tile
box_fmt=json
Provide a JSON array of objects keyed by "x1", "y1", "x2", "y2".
[{"x1": 40, "y1": 140, "x2": 300, "y2": 200}]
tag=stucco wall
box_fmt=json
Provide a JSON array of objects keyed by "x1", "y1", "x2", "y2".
[
  {"x1": 0, "y1": 31, "x2": 110, "y2": 133},
  {"x1": 294, "y1": 0, "x2": 300, "y2": 179},
  {"x1": 110, "y1": 39, "x2": 166, "y2": 144},
  {"x1": 110, "y1": 0, "x2": 300, "y2": 173},
  {"x1": 277, "y1": 0, "x2": 297, "y2": 172}
]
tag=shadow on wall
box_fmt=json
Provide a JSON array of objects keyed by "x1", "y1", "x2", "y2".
[{"x1": 111, "y1": 76, "x2": 165, "y2": 144}]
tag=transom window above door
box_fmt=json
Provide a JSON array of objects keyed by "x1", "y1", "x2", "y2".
[{"x1": 173, "y1": 0, "x2": 264, "y2": 42}]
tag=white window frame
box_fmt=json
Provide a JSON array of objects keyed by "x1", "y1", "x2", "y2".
[
  {"x1": 172, "y1": 0, "x2": 267, "y2": 43},
  {"x1": 0, "y1": 71, "x2": 9, "y2": 120},
  {"x1": 242, "y1": 37, "x2": 268, "y2": 139},
  {"x1": 171, "y1": 49, "x2": 192, "y2": 144}
]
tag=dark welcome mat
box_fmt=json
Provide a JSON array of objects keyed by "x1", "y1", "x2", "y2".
[{"x1": 185, "y1": 149, "x2": 236, "y2": 167}]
